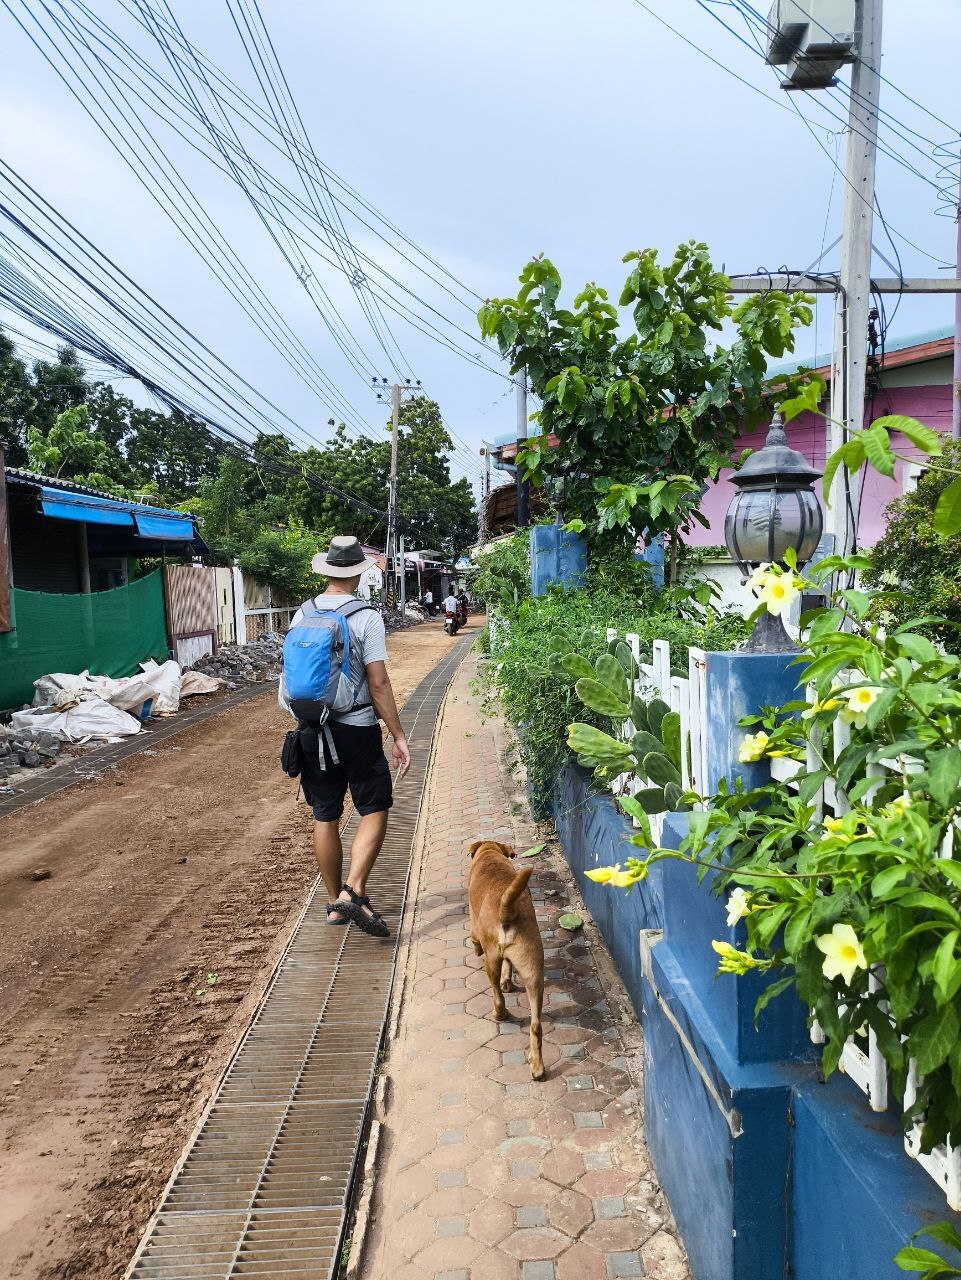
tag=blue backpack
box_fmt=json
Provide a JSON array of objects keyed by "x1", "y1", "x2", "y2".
[{"x1": 282, "y1": 597, "x2": 375, "y2": 724}]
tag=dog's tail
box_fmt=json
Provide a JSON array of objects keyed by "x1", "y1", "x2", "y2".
[{"x1": 499, "y1": 865, "x2": 534, "y2": 926}]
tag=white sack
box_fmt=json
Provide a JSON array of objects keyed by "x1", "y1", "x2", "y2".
[
  {"x1": 12, "y1": 700, "x2": 142, "y2": 740},
  {"x1": 139, "y1": 659, "x2": 182, "y2": 715},
  {"x1": 179, "y1": 670, "x2": 223, "y2": 697}
]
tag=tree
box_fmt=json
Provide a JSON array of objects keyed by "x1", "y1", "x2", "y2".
[
  {"x1": 478, "y1": 243, "x2": 814, "y2": 573},
  {"x1": 30, "y1": 345, "x2": 88, "y2": 438},
  {"x1": 0, "y1": 327, "x2": 33, "y2": 465},
  {"x1": 26, "y1": 404, "x2": 129, "y2": 493}
]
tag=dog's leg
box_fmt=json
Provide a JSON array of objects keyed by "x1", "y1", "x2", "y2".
[
  {"x1": 471, "y1": 937, "x2": 483, "y2": 957},
  {"x1": 514, "y1": 958, "x2": 545, "y2": 1080},
  {"x1": 484, "y1": 953, "x2": 509, "y2": 1021},
  {"x1": 500, "y1": 959, "x2": 514, "y2": 993}
]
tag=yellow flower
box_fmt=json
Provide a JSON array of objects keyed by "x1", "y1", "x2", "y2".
[
  {"x1": 585, "y1": 865, "x2": 618, "y2": 884},
  {"x1": 738, "y1": 730, "x2": 769, "y2": 763},
  {"x1": 725, "y1": 887, "x2": 752, "y2": 927},
  {"x1": 748, "y1": 562, "x2": 774, "y2": 593},
  {"x1": 802, "y1": 695, "x2": 842, "y2": 721},
  {"x1": 882, "y1": 795, "x2": 911, "y2": 819},
  {"x1": 585, "y1": 864, "x2": 641, "y2": 888},
  {"x1": 839, "y1": 685, "x2": 883, "y2": 730},
  {"x1": 815, "y1": 923, "x2": 867, "y2": 985},
  {"x1": 758, "y1": 574, "x2": 801, "y2": 617},
  {"x1": 711, "y1": 939, "x2": 757, "y2": 975}
]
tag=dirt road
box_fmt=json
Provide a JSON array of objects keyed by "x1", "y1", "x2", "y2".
[{"x1": 0, "y1": 620, "x2": 472, "y2": 1280}]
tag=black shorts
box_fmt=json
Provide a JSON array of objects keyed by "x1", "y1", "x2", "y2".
[{"x1": 299, "y1": 720, "x2": 393, "y2": 822}]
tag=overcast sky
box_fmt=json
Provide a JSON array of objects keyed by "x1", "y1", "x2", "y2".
[{"x1": 2, "y1": 0, "x2": 959, "y2": 497}]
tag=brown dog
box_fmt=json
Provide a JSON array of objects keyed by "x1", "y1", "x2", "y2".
[{"x1": 467, "y1": 839, "x2": 545, "y2": 1080}]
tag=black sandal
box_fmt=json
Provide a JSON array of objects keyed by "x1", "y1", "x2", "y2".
[
  {"x1": 339, "y1": 883, "x2": 390, "y2": 938},
  {"x1": 326, "y1": 900, "x2": 350, "y2": 925}
]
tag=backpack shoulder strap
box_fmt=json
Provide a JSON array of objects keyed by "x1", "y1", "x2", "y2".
[{"x1": 338, "y1": 598, "x2": 376, "y2": 620}]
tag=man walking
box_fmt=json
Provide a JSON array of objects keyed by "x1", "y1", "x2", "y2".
[{"x1": 281, "y1": 536, "x2": 410, "y2": 937}]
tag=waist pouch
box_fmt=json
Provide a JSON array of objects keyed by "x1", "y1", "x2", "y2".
[{"x1": 281, "y1": 727, "x2": 304, "y2": 778}]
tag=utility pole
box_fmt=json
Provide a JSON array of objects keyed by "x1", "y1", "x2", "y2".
[
  {"x1": 829, "y1": 0, "x2": 883, "y2": 559},
  {"x1": 515, "y1": 369, "x2": 530, "y2": 529},
  {"x1": 953, "y1": 168, "x2": 961, "y2": 440},
  {"x1": 478, "y1": 444, "x2": 491, "y2": 546},
  {"x1": 373, "y1": 376, "x2": 421, "y2": 610},
  {"x1": 387, "y1": 381, "x2": 400, "y2": 607},
  {"x1": 398, "y1": 533, "x2": 407, "y2": 614}
]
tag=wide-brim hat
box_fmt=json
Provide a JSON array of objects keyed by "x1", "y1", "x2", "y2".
[{"x1": 311, "y1": 535, "x2": 376, "y2": 578}]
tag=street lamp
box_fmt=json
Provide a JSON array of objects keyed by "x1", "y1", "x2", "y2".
[{"x1": 724, "y1": 412, "x2": 823, "y2": 652}]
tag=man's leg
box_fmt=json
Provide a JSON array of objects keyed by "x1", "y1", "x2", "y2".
[
  {"x1": 312, "y1": 818, "x2": 345, "y2": 903},
  {"x1": 337, "y1": 810, "x2": 388, "y2": 917}
]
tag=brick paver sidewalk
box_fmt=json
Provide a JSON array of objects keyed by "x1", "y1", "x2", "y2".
[{"x1": 358, "y1": 653, "x2": 689, "y2": 1280}]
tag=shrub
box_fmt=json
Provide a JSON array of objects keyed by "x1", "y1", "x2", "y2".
[
  {"x1": 471, "y1": 532, "x2": 531, "y2": 617},
  {"x1": 865, "y1": 439, "x2": 961, "y2": 651},
  {"x1": 486, "y1": 581, "x2": 747, "y2": 798}
]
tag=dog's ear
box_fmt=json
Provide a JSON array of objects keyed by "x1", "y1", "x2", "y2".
[
  {"x1": 467, "y1": 840, "x2": 486, "y2": 859},
  {"x1": 502, "y1": 843, "x2": 517, "y2": 859}
]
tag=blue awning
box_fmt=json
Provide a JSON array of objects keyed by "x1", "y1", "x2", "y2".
[
  {"x1": 40, "y1": 486, "x2": 197, "y2": 543},
  {"x1": 133, "y1": 510, "x2": 196, "y2": 541}
]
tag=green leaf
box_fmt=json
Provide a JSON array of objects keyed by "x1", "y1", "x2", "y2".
[
  {"x1": 895, "y1": 633, "x2": 941, "y2": 666},
  {"x1": 898, "y1": 893, "x2": 961, "y2": 927},
  {"x1": 779, "y1": 375, "x2": 824, "y2": 424},
  {"x1": 629, "y1": 786, "x2": 668, "y2": 814},
  {"x1": 871, "y1": 865, "x2": 913, "y2": 898},
  {"x1": 632, "y1": 731, "x2": 664, "y2": 759},
  {"x1": 910, "y1": 1001, "x2": 960, "y2": 1076},
  {"x1": 798, "y1": 770, "x2": 829, "y2": 805},
  {"x1": 663, "y1": 781, "x2": 684, "y2": 810},
  {"x1": 614, "y1": 640, "x2": 636, "y2": 681},
  {"x1": 643, "y1": 752, "x2": 681, "y2": 788},
  {"x1": 646, "y1": 698, "x2": 671, "y2": 735},
  {"x1": 874, "y1": 414, "x2": 943, "y2": 457},
  {"x1": 595, "y1": 653, "x2": 630, "y2": 704},
  {"x1": 567, "y1": 722, "x2": 633, "y2": 762},
  {"x1": 661, "y1": 711, "x2": 682, "y2": 769},
  {"x1": 574, "y1": 679, "x2": 631, "y2": 719},
  {"x1": 630, "y1": 697, "x2": 650, "y2": 733},
  {"x1": 933, "y1": 931, "x2": 961, "y2": 1003},
  {"x1": 921, "y1": 1223, "x2": 961, "y2": 1254},
  {"x1": 939, "y1": 862, "x2": 961, "y2": 892},
  {"x1": 753, "y1": 976, "x2": 795, "y2": 1025},
  {"x1": 862, "y1": 422, "x2": 895, "y2": 477},
  {"x1": 894, "y1": 1245, "x2": 958, "y2": 1273},
  {"x1": 926, "y1": 746, "x2": 961, "y2": 809},
  {"x1": 561, "y1": 652, "x2": 596, "y2": 682},
  {"x1": 934, "y1": 477, "x2": 961, "y2": 538},
  {"x1": 520, "y1": 842, "x2": 547, "y2": 858},
  {"x1": 822, "y1": 437, "x2": 865, "y2": 505},
  {"x1": 558, "y1": 913, "x2": 583, "y2": 931}
]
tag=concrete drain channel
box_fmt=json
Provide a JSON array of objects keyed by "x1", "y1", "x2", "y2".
[{"x1": 126, "y1": 638, "x2": 470, "y2": 1280}]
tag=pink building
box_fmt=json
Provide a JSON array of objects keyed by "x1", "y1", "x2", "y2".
[{"x1": 689, "y1": 326, "x2": 954, "y2": 549}]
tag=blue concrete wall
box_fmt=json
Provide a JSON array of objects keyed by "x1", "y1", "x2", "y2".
[
  {"x1": 530, "y1": 524, "x2": 587, "y2": 596},
  {"x1": 639, "y1": 534, "x2": 665, "y2": 590},
  {"x1": 548, "y1": 647, "x2": 961, "y2": 1280},
  {"x1": 553, "y1": 764, "x2": 662, "y2": 1018}
]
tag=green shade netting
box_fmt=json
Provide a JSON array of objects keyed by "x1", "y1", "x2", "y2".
[{"x1": 0, "y1": 570, "x2": 168, "y2": 710}]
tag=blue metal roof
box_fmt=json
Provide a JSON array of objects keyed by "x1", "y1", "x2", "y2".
[{"x1": 7, "y1": 467, "x2": 199, "y2": 544}]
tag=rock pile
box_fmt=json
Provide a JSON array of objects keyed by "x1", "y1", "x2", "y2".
[
  {"x1": 189, "y1": 633, "x2": 283, "y2": 687},
  {"x1": 0, "y1": 727, "x2": 63, "y2": 777}
]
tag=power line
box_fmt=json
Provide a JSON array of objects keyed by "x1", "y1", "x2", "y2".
[{"x1": 6, "y1": 0, "x2": 378, "y2": 441}]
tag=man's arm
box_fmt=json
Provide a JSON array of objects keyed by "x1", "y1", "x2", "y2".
[{"x1": 366, "y1": 660, "x2": 411, "y2": 779}]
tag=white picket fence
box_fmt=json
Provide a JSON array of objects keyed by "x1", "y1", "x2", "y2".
[
  {"x1": 604, "y1": 630, "x2": 708, "y2": 840},
  {"x1": 768, "y1": 695, "x2": 961, "y2": 1209}
]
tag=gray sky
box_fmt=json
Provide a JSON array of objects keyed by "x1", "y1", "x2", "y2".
[{"x1": 2, "y1": 0, "x2": 959, "y2": 498}]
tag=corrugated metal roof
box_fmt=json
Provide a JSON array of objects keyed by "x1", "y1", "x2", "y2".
[
  {"x1": 6, "y1": 466, "x2": 148, "y2": 501},
  {"x1": 765, "y1": 324, "x2": 953, "y2": 379}
]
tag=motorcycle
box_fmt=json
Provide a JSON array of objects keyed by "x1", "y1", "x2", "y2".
[
  {"x1": 456, "y1": 599, "x2": 468, "y2": 629},
  {"x1": 444, "y1": 608, "x2": 460, "y2": 637}
]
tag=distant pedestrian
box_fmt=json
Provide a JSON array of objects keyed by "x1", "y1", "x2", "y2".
[
  {"x1": 423, "y1": 587, "x2": 435, "y2": 617},
  {"x1": 280, "y1": 536, "x2": 410, "y2": 938}
]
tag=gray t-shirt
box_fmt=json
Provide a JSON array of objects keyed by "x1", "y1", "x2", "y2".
[{"x1": 280, "y1": 593, "x2": 388, "y2": 727}]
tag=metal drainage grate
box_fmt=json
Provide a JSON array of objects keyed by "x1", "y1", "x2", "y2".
[{"x1": 127, "y1": 638, "x2": 470, "y2": 1279}]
